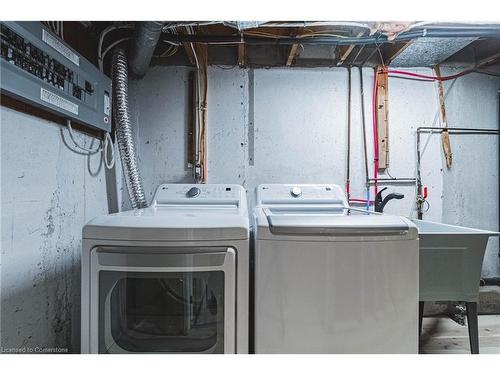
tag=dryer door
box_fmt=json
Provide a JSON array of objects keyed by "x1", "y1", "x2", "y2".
[{"x1": 89, "y1": 248, "x2": 235, "y2": 354}]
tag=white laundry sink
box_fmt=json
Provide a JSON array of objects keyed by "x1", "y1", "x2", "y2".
[{"x1": 411, "y1": 219, "x2": 498, "y2": 302}]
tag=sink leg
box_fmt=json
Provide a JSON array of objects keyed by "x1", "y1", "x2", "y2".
[
  {"x1": 419, "y1": 301, "x2": 424, "y2": 338},
  {"x1": 465, "y1": 302, "x2": 479, "y2": 354}
]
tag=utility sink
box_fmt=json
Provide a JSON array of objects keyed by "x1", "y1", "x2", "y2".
[{"x1": 411, "y1": 219, "x2": 498, "y2": 302}]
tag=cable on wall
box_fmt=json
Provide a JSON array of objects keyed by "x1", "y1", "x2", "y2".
[
  {"x1": 63, "y1": 120, "x2": 116, "y2": 170},
  {"x1": 98, "y1": 24, "x2": 135, "y2": 72},
  {"x1": 186, "y1": 26, "x2": 209, "y2": 183}
]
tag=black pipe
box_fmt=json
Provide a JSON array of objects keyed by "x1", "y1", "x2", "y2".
[{"x1": 359, "y1": 68, "x2": 370, "y2": 193}]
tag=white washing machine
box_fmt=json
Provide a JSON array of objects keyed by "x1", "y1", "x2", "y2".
[
  {"x1": 253, "y1": 184, "x2": 419, "y2": 354},
  {"x1": 81, "y1": 184, "x2": 249, "y2": 354}
]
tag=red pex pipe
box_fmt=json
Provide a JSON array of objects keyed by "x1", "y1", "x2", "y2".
[
  {"x1": 349, "y1": 198, "x2": 374, "y2": 204},
  {"x1": 372, "y1": 68, "x2": 380, "y2": 198},
  {"x1": 387, "y1": 68, "x2": 472, "y2": 81}
]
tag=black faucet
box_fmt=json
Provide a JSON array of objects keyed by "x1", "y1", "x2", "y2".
[{"x1": 375, "y1": 187, "x2": 404, "y2": 213}]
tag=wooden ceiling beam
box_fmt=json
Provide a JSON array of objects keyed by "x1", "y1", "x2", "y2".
[
  {"x1": 386, "y1": 40, "x2": 414, "y2": 66},
  {"x1": 336, "y1": 31, "x2": 365, "y2": 66}
]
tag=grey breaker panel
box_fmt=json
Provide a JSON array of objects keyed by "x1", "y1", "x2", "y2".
[{"x1": 1, "y1": 22, "x2": 111, "y2": 132}]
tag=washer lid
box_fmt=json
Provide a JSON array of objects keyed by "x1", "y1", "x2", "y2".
[
  {"x1": 255, "y1": 207, "x2": 417, "y2": 241},
  {"x1": 266, "y1": 210, "x2": 412, "y2": 236}
]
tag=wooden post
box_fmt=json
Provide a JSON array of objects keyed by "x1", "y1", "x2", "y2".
[
  {"x1": 238, "y1": 43, "x2": 246, "y2": 68},
  {"x1": 177, "y1": 27, "x2": 196, "y2": 65},
  {"x1": 286, "y1": 27, "x2": 302, "y2": 67},
  {"x1": 286, "y1": 44, "x2": 300, "y2": 66},
  {"x1": 435, "y1": 65, "x2": 452, "y2": 169},
  {"x1": 376, "y1": 66, "x2": 389, "y2": 170}
]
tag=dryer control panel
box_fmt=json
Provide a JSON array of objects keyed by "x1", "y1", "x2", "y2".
[
  {"x1": 256, "y1": 184, "x2": 348, "y2": 207},
  {"x1": 152, "y1": 184, "x2": 247, "y2": 209}
]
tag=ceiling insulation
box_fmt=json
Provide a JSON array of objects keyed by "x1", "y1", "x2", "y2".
[{"x1": 390, "y1": 37, "x2": 478, "y2": 67}]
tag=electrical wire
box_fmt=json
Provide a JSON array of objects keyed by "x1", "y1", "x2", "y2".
[
  {"x1": 154, "y1": 41, "x2": 179, "y2": 58},
  {"x1": 104, "y1": 132, "x2": 115, "y2": 169},
  {"x1": 243, "y1": 30, "x2": 352, "y2": 40},
  {"x1": 98, "y1": 24, "x2": 134, "y2": 71},
  {"x1": 154, "y1": 29, "x2": 181, "y2": 58},
  {"x1": 259, "y1": 21, "x2": 372, "y2": 30},
  {"x1": 213, "y1": 64, "x2": 238, "y2": 70},
  {"x1": 65, "y1": 120, "x2": 115, "y2": 169},
  {"x1": 66, "y1": 120, "x2": 103, "y2": 154},
  {"x1": 186, "y1": 25, "x2": 205, "y2": 182},
  {"x1": 101, "y1": 38, "x2": 131, "y2": 66}
]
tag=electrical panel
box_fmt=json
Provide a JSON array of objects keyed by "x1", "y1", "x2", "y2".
[{"x1": 1, "y1": 21, "x2": 111, "y2": 132}]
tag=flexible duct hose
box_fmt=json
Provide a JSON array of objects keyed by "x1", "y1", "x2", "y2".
[{"x1": 112, "y1": 48, "x2": 147, "y2": 209}]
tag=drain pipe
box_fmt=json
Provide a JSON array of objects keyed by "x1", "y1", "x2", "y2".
[
  {"x1": 112, "y1": 48, "x2": 147, "y2": 209},
  {"x1": 129, "y1": 21, "x2": 164, "y2": 77}
]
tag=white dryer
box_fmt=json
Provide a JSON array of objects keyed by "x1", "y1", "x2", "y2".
[
  {"x1": 81, "y1": 184, "x2": 249, "y2": 354},
  {"x1": 253, "y1": 184, "x2": 419, "y2": 353}
]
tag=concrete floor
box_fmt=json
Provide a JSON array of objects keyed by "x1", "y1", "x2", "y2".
[{"x1": 420, "y1": 315, "x2": 500, "y2": 354}]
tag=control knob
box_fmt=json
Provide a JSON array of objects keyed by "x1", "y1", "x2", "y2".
[
  {"x1": 186, "y1": 187, "x2": 201, "y2": 198},
  {"x1": 290, "y1": 187, "x2": 302, "y2": 197}
]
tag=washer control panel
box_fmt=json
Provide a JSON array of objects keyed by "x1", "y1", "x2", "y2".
[{"x1": 256, "y1": 184, "x2": 348, "y2": 207}]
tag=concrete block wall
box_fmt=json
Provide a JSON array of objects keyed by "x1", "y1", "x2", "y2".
[{"x1": 0, "y1": 107, "x2": 109, "y2": 352}]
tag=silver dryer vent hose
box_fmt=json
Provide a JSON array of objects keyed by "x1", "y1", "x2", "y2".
[{"x1": 112, "y1": 48, "x2": 147, "y2": 209}]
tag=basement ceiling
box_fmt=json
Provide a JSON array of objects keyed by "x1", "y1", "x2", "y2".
[{"x1": 88, "y1": 21, "x2": 500, "y2": 70}]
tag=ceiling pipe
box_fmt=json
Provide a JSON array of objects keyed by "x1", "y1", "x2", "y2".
[
  {"x1": 129, "y1": 21, "x2": 164, "y2": 77},
  {"x1": 161, "y1": 26, "x2": 500, "y2": 46}
]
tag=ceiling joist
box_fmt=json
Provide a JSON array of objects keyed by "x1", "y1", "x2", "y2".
[{"x1": 337, "y1": 31, "x2": 365, "y2": 66}]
